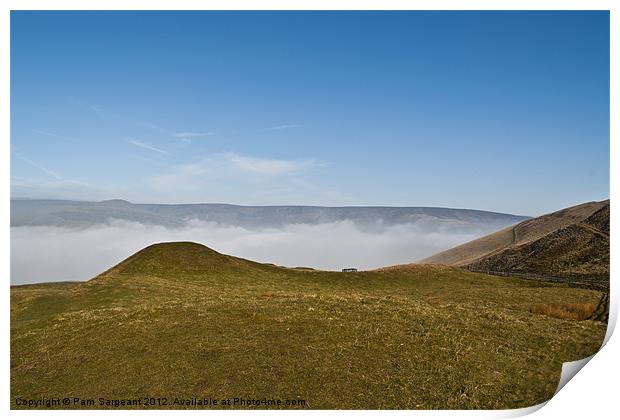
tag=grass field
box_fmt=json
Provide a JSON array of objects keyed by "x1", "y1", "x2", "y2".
[{"x1": 11, "y1": 242, "x2": 607, "y2": 409}]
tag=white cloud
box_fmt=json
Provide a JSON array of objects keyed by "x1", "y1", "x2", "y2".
[
  {"x1": 173, "y1": 132, "x2": 215, "y2": 138},
  {"x1": 151, "y1": 152, "x2": 323, "y2": 191},
  {"x1": 150, "y1": 160, "x2": 213, "y2": 191},
  {"x1": 11, "y1": 177, "x2": 111, "y2": 201},
  {"x1": 10, "y1": 220, "x2": 477, "y2": 284},
  {"x1": 13, "y1": 153, "x2": 62, "y2": 180},
  {"x1": 127, "y1": 139, "x2": 168, "y2": 154},
  {"x1": 270, "y1": 124, "x2": 300, "y2": 130},
  {"x1": 172, "y1": 132, "x2": 215, "y2": 144},
  {"x1": 226, "y1": 153, "x2": 319, "y2": 175},
  {"x1": 11, "y1": 151, "x2": 334, "y2": 204},
  {"x1": 31, "y1": 129, "x2": 69, "y2": 140},
  {"x1": 88, "y1": 105, "x2": 107, "y2": 120}
]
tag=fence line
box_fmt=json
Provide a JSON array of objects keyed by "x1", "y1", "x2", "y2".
[{"x1": 470, "y1": 269, "x2": 610, "y2": 292}]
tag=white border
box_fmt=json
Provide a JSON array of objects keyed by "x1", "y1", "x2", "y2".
[{"x1": 2, "y1": 2, "x2": 616, "y2": 419}]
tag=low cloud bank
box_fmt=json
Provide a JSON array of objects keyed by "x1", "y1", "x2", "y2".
[{"x1": 10, "y1": 220, "x2": 479, "y2": 284}]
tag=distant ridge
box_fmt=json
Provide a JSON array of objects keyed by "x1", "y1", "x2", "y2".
[
  {"x1": 99, "y1": 199, "x2": 132, "y2": 206},
  {"x1": 10, "y1": 198, "x2": 529, "y2": 233},
  {"x1": 422, "y1": 200, "x2": 610, "y2": 279}
]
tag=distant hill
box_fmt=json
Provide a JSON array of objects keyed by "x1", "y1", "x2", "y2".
[
  {"x1": 422, "y1": 200, "x2": 609, "y2": 280},
  {"x1": 10, "y1": 198, "x2": 529, "y2": 233}
]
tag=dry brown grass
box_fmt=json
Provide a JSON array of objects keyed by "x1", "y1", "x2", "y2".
[{"x1": 530, "y1": 302, "x2": 597, "y2": 320}]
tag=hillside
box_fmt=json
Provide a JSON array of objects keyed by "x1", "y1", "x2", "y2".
[
  {"x1": 11, "y1": 242, "x2": 606, "y2": 409},
  {"x1": 10, "y1": 198, "x2": 529, "y2": 233},
  {"x1": 421, "y1": 200, "x2": 609, "y2": 275},
  {"x1": 468, "y1": 203, "x2": 609, "y2": 279}
]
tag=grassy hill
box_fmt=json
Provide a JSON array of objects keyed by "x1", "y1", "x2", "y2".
[
  {"x1": 11, "y1": 242, "x2": 606, "y2": 409},
  {"x1": 468, "y1": 203, "x2": 609, "y2": 279},
  {"x1": 421, "y1": 200, "x2": 609, "y2": 276}
]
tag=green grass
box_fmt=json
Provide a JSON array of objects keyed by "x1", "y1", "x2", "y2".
[{"x1": 11, "y1": 242, "x2": 607, "y2": 409}]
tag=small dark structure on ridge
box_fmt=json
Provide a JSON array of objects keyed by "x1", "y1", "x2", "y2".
[{"x1": 342, "y1": 268, "x2": 358, "y2": 273}]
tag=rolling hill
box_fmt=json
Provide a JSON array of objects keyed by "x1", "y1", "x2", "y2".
[
  {"x1": 11, "y1": 242, "x2": 606, "y2": 409},
  {"x1": 10, "y1": 198, "x2": 529, "y2": 233},
  {"x1": 421, "y1": 200, "x2": 609, "y2": 282}
]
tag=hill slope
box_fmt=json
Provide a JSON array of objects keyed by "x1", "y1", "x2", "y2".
[
  {"x1": 468, "y1": 203, "x2": 609, "y2": 278},
  {"x1": 421, "y1": 200, "x2": 609, "y2": 277},
  {"x1": 11, "y1": 242, "x2": 606, "y2": 409}
]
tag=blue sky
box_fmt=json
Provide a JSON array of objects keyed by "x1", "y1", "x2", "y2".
[{"x1": 10, "y1": 11, "x2": 609, "y2": 216}]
